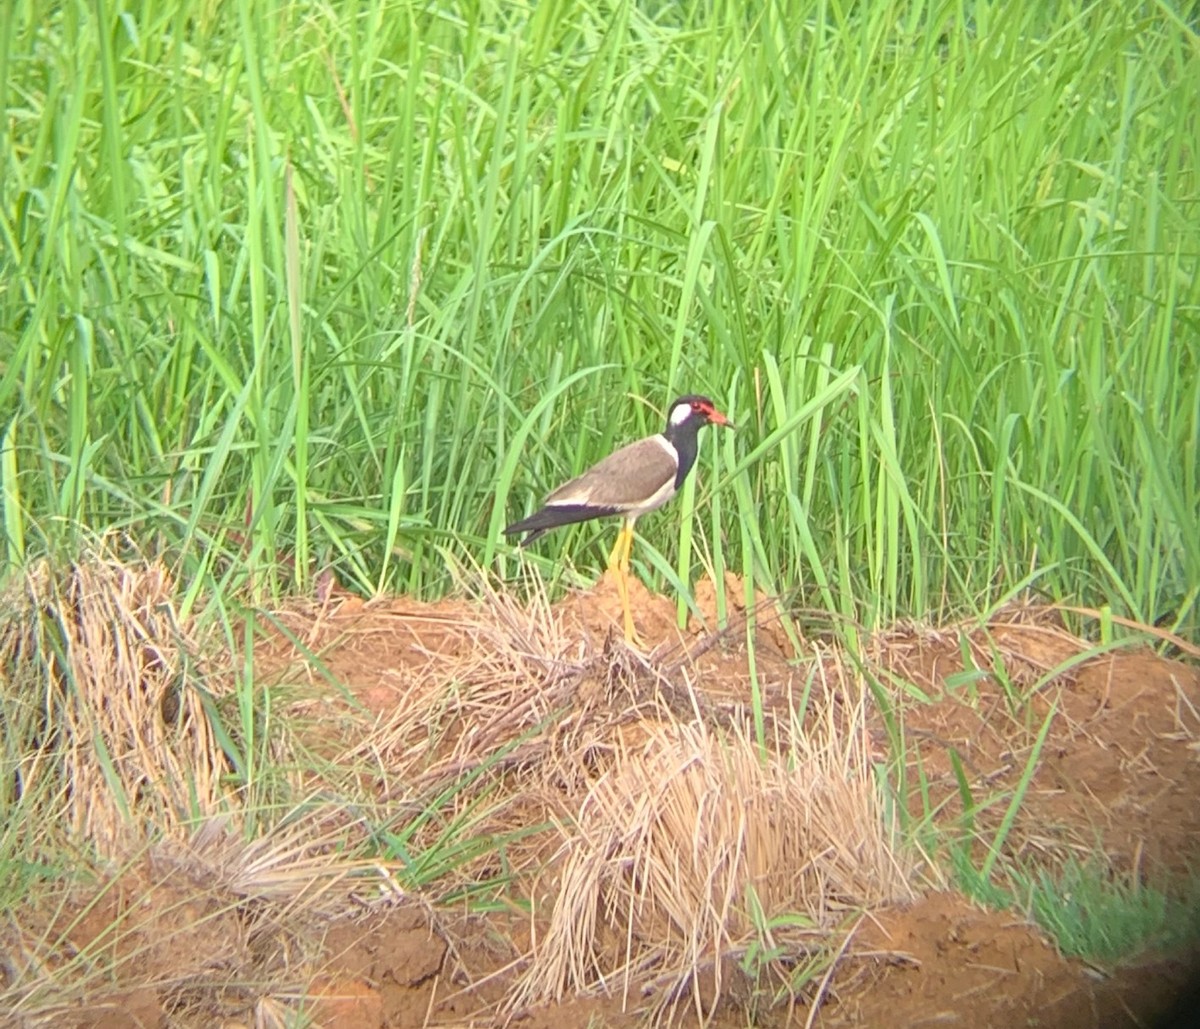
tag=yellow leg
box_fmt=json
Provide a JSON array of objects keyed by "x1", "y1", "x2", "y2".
[
  {"x1": 606, "y1": 519, "x2": 636, "y2": 572},
  {"x1": 615, "y1": 561, "x2": 636, "y2": 643},
  {"x1": 606, "y1": 519, "x2": 641, "y2": 645},
  {"x1": 606, "y1": 522, "x2": 627, "y2": 572}
]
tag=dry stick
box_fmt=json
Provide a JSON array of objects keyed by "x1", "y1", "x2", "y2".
[
  {"x1": 803, "y1": 921, "x2": 861, "y2": 1029},
  {"x1": 1054, "y1": 604, "x2": 1200, "y2": 658}
]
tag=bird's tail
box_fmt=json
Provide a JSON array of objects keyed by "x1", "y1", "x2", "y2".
[{"x1": 503, "y1": 503, "x2": 622, "y2": 545}]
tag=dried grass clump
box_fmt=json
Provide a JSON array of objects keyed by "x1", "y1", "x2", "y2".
[
  {"x1": 334, "y1": 572, "x2": 663, "y2": 872},
  {"x1": 0, "y1": 543, "x2": 230, "y2": 856},
  {"x1": 0, "y1": 816, "x2": 404, "y2": 1027},
  {"x1": 510, "y1": 699, "x2": 916, "y2": 1021}
]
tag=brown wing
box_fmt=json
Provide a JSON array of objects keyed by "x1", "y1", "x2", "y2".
[{"x1": 544, "y1": 435, "x2": 678, "y2": 511}]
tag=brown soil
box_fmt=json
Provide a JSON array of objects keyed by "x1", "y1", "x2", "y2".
[
  {"x1": 13, "y1": 573, "x2": 1200, "y2": 1029},
  {"x1": 872, "y1": 615, "x2": 1200, "y2": 877}
]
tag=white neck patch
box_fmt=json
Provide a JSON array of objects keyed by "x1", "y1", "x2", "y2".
[{"x1": 668, "y1": 401, "x2": 694, "y2": 427}]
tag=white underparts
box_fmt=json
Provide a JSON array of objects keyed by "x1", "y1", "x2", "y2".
[{"x1": 626, "y1": 476, "x2": 678, "y2": 516}]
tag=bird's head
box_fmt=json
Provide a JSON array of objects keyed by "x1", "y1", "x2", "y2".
[{"x1": 667, "y1": 395, "x2": 735, "y2": 432}]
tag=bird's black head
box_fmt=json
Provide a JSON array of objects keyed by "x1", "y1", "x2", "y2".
[
  {"x1": 661, "y1": 395, "x2": 734, "y2": 489},
  {"x1": 665, "y1": 395, "x2": 734, "y2": 434}
]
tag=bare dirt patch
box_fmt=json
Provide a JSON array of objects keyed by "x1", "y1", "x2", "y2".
[
  {"x1": 831, "y1": 891, "x2": 1199, "y2": 1029},
  {"x1": 872, "y1": 611, "x2": 1200, "y2": 875},
  {"x1": 6, "y1": 569, "x2": 1199, "y2": 1028}
]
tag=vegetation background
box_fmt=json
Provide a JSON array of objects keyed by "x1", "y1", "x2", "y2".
[
  {"x1": 2, "y1": 0, "x2": 1197, "y2": 639},
  {"x1": 2, "y1": 2, "x2": 1200, "y2": 1022}
]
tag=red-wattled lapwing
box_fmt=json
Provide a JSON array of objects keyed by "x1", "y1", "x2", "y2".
[{"x1": 504, "y1": 395, "x2": 734, "y2": 643}]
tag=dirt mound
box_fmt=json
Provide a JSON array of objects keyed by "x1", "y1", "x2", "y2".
[
  {"x1": 871, "y1": 610, "x2": 1200, "y2": 875},
  {"x1": 6, "y1": 568, "x2": 1199, "y2": 1027},
  {"x1": 835, "y1": 891, "x2": 1199, "y2": 1029},
  {"x1": 310, "y1": 891, "x2": 1200, "y2": 1029},
  {"x1": 247, "y1": 578, "x2": 1200, "y2": 1026}
]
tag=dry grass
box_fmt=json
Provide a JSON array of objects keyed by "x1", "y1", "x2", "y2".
[
  {"x1": 16, "y1": 552, "x2": 1119, "y2": 1024},
  {"x1": 0, "y1": 542, "x2": 231, "y2": 856},
  {"x1": 257, "y1": 568, "x2": 927, "y2": 1023},
  {"x1": 507, "y1": 699, "x2": 915, "y2": 1022},
  {"x1": 1, "y1": 537, "x2": 1194, "y2": 1027},
  {"x1": 0, "y1": 814, "x2": 405, "y2": 1026},
  {"x1": 0, "y1": 542, "x2": 416, "y2": 1024},
  {"x1": 13, "y1": 548, "x2": 1183, "y2": 1025}
]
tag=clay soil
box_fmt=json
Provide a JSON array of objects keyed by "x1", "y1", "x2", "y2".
[{"x1": 20, "y1": 574, "x2": 1200, "y2": 1029}]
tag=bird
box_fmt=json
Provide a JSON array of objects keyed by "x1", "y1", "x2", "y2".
[{"x1": 503, "y1": 394, "x2": 734, "y2": 644}]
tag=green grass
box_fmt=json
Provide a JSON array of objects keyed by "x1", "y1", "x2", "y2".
[
  {"x1": 952, "y1": 851, "x2": 1200, "y2": 964},
  {"x1": 1027, "y1": 859, "x2": 1200, "y2": 962},
  {"x1": 0, "y1": 0, "x2": 1195, "y2": 638},
  {"x1": 1, "y1": 5, "x2": 1198, "y2": 1012}
]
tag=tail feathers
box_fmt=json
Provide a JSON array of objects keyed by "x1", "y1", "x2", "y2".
[{"x1": 503, "y1": 503, "x2": 621, "y2": 546}]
